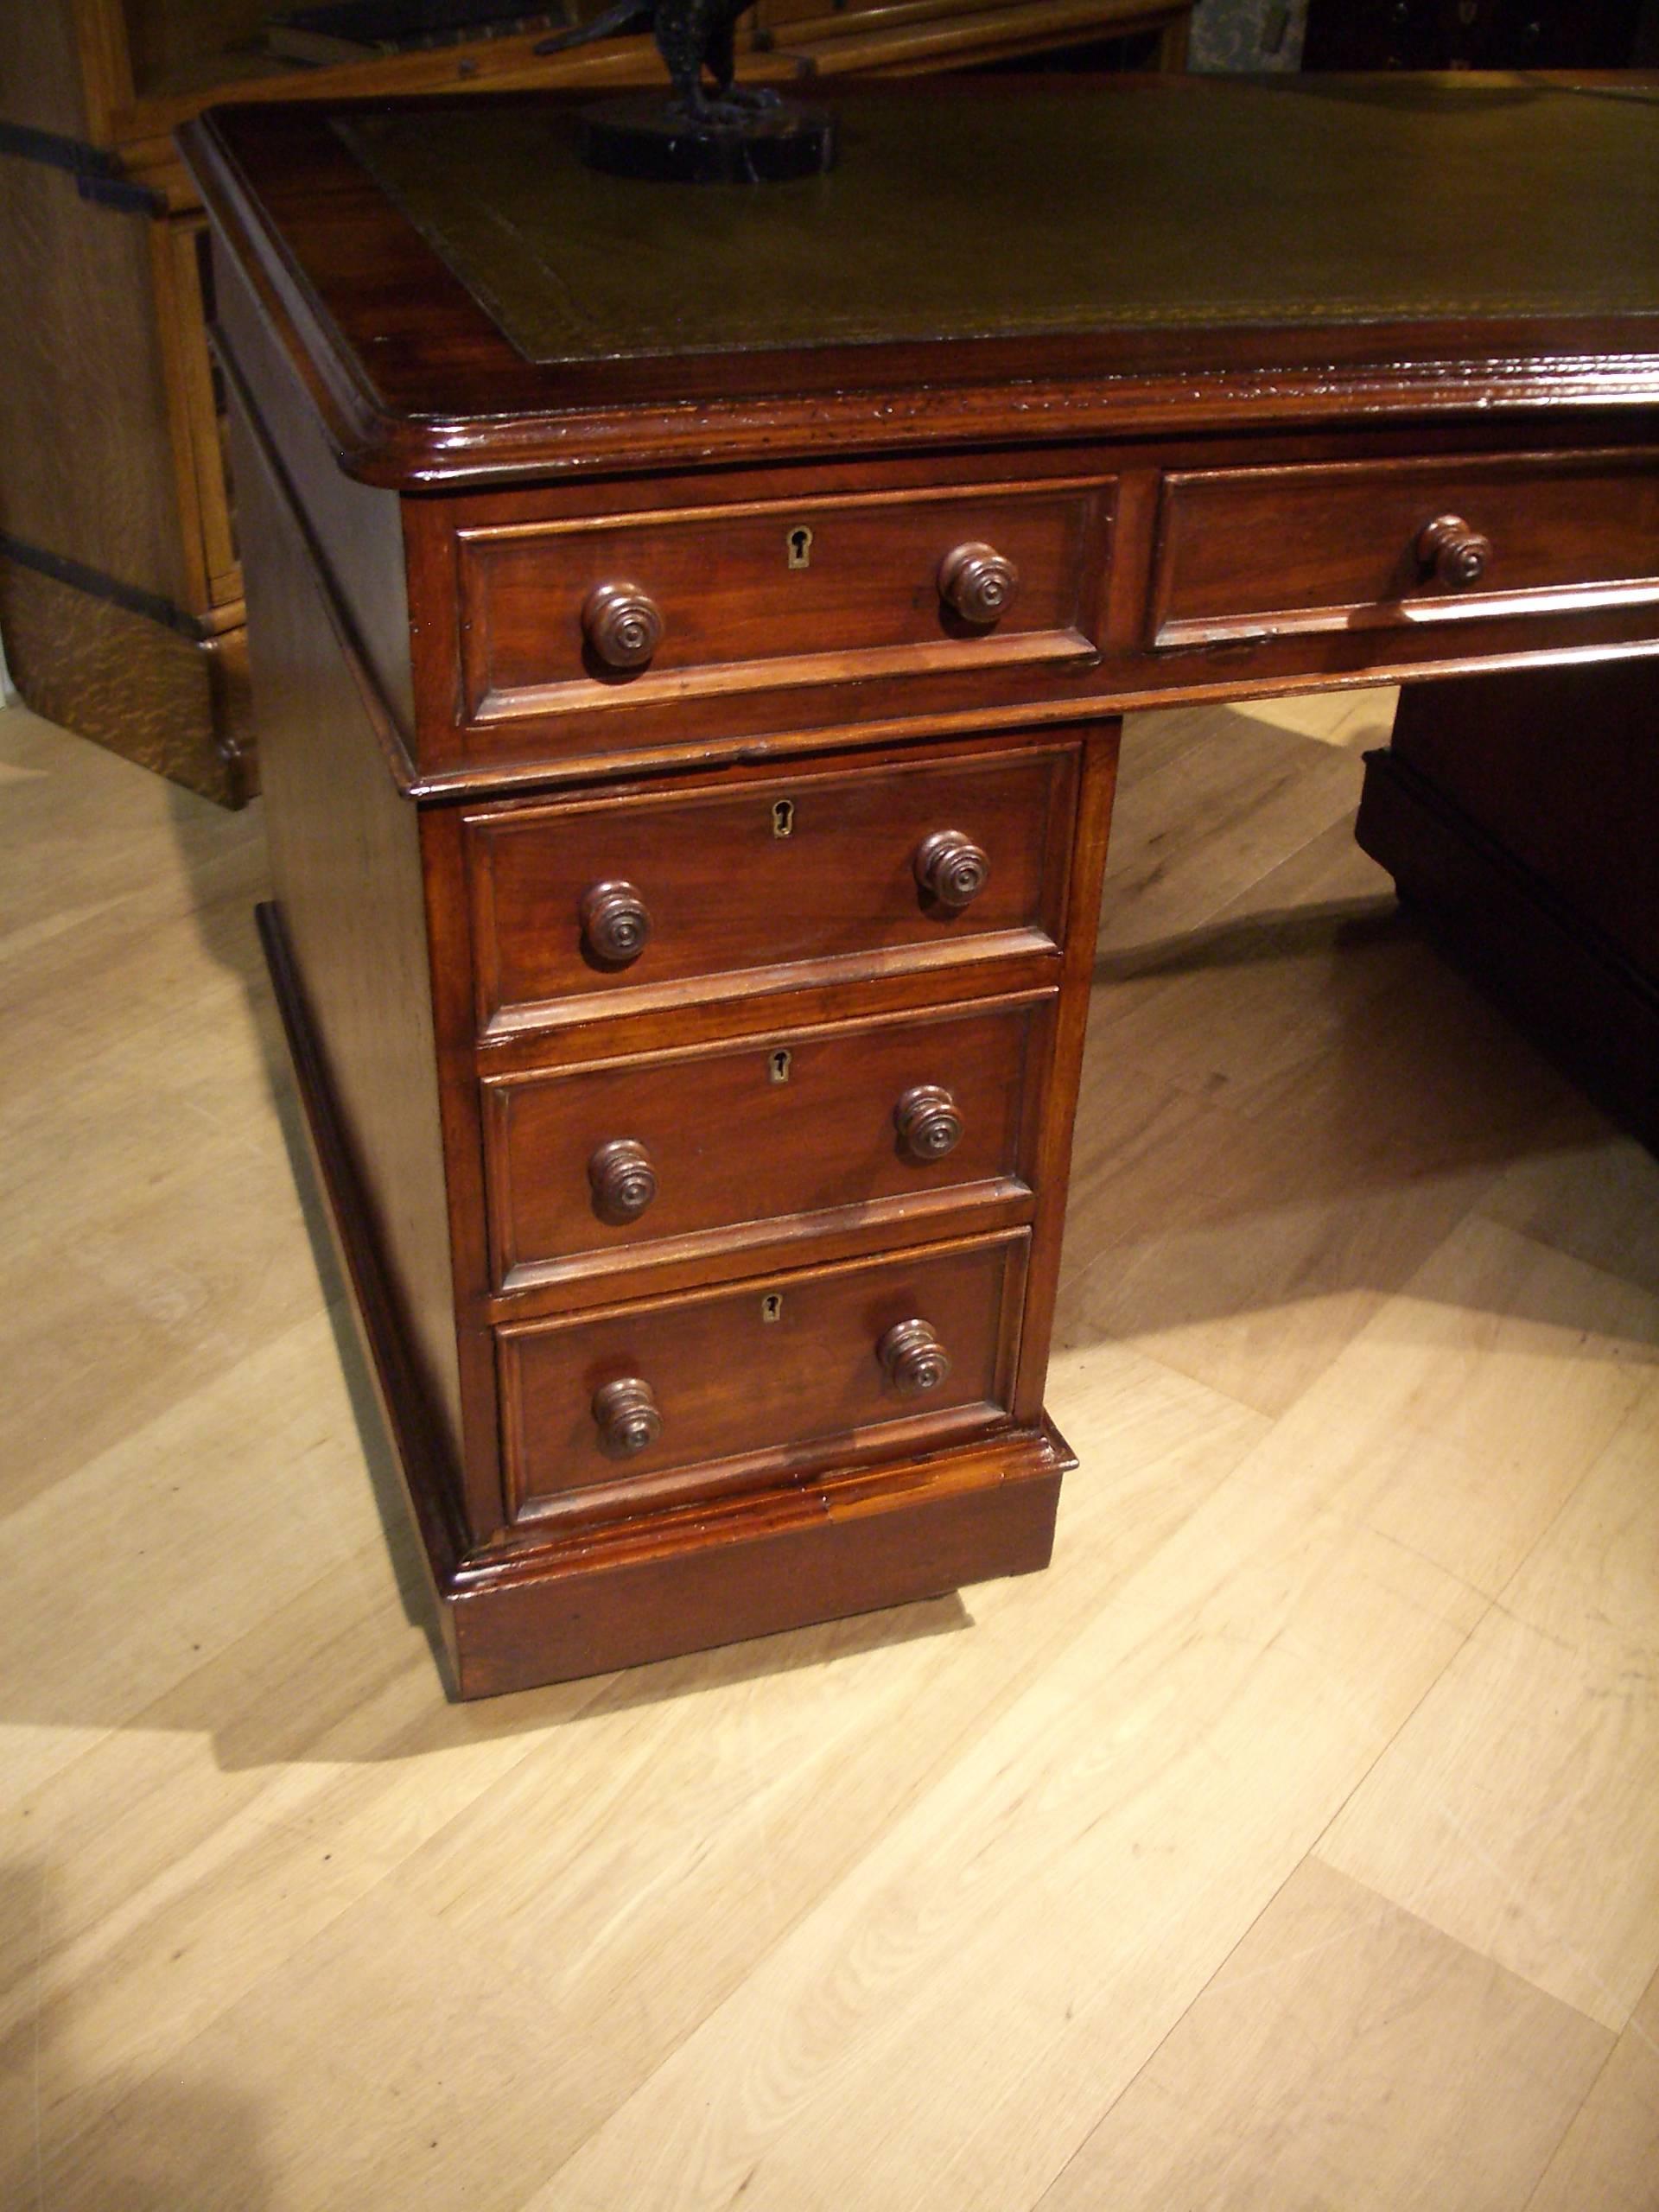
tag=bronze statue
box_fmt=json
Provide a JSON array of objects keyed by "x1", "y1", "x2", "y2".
[
  {"x1": 537, "y1": 0, "x2": 836, "y2": 179},
  {"x1": 536, "y1": 0, "x2": 776, "y2": 129}
]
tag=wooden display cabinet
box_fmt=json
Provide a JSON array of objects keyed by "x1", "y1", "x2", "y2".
[{"x1": 0, "y1": 0, "x2": 1192, "y2": 804}]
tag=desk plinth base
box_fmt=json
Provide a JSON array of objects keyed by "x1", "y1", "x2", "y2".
[
  {"x1": 445, "y1": 1434, "x2": 1069, "y2": 1699},
  {"x1": 258, "y1": 900, "x2": 1071, "y2": 1700}
]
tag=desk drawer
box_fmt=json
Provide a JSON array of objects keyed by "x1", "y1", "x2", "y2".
[
  {"x1": 466, "y1": 740, "x2": 1078, "y2": 1033},
  {"x1": 457, "y1": 477, "x2": 1111, "y2": 725},
  {"x1": 497, "y1": 1230, "x2": 1027, "y2": 1524},
  {"x1": 1152, "y1": 452, "x2": 1659, "y2": 649},
  {"x1": 484, "y1": 995, "x2": 1048, "y2": 1291}
]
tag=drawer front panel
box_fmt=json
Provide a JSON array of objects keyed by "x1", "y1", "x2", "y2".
[
  {"x1": 498, "y1": 1232, "x2": 1027, "y2": 1522},
  {"x1": 485, "y1": 996, "x2": 1049, "y2": 1290},
  {"x1": 467, "y1": 741, "x2": 1077, "y2": 1033},
  {"x1": 1152, "y1": 453, "x2": 1659, "y2": 647},
  {"x1": 458, "y1": 479, "x2": 1112, "y2": 721}
]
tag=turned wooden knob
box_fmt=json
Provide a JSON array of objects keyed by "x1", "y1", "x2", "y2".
[
  {"x1": 582, "y1": 582, "x2": 664, "y2": 670},
  {"x1": 588, "y1": 1138, "x2": 658, "y2": 1224},
  {"x1": 1416, "y1": 515, "x2": 1492, "y2": 591},
  {"x1": 938, "y1": 541, "x2": 1020, "y2": 626},
  {"x1": 580, "y1": 880, "x2": 652, "y2": 964},
  {"x1": 592, "y1": 1376, "x2": 663, "y2": 1458},
  {"x1": 913, "y1": 829, "x2": 990, "y2": 910},
  {"x1": 895, "y1": 1084, "x2": 963, "y2": 1162},
  {"x1": 878, "y1": 1318, "x2": 952, "y2": 1396}
]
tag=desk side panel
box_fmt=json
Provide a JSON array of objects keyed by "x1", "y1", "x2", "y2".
[
  {"x1": 230, "y1": 396, "x2": 466, "y2": 1490},
  {"x1": 213, "y1": 239, "x2": 416, "y2": 751}
]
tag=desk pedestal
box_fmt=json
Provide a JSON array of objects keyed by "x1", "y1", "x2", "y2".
[{"x1": 1357, "y1": 663, "x2": 1659, "y2": 1148}]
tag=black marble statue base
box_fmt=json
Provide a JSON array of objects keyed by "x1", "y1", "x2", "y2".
[{"x1": 577, "y1": 94, "x2": 838, "y2": 183}]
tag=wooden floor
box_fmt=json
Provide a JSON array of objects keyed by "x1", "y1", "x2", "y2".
[{"x1": 3, "y1": 687, "x2": 1657, "y2": 2212}]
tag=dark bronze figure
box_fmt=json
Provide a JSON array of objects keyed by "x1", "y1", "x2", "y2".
[
  {"x1": 537, "y1": 0, "x2": 836, "y2": 177},
  {"x1": 536, "y1": 0, "x2": 774, "y2": 128}
]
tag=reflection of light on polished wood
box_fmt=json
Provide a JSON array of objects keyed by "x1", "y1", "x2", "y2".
[{"x1": 5, "y1": 686, "x2": 1658, "y2": 2207}]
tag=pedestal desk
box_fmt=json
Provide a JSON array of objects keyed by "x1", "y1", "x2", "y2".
[{"x1": 181, "y1": 75, "x2": 1659, "y2": 1697}]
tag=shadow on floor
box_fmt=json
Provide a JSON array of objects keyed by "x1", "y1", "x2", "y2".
[{"x1": 0, "y1": 1862, "x2": 274, "y2": 2210}]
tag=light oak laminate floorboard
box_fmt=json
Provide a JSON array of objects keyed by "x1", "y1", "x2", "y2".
[
  {"x1": 3, "y1": 691, "x2": 1657, "y2": 2210},
  {"x1": 1319, "y1": 1380, "x2": 1659, "y2": 2031},
  {"x1": 1527, "y1": 1956, "x2": 1659, "y2": 2212},
  {"x1": 1036, "y1": 1856, "x2": 1612, "y2": 2212}
]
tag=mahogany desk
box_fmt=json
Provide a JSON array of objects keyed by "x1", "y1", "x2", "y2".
[{"x1": 181, "y1": 75, "x2": 1659, "y2": 1697}]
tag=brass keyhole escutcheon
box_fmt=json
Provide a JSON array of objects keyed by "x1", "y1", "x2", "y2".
[
  {"x1": 761, "y1": 1293, "x2": 784, "y2": 1323},
  {"x1": 769, "y1": 1046, "x2": 792, "y2": 1084},
  {"x1": 787, "y1": 525, "x2": 814, "y2": 569},
  {"x1": 772, "y1": 798, "x2": 795, "y2": 838}
]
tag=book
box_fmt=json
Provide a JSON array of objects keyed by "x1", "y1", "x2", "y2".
[{"x1": 264, "y1": 4, "x2": 569, "y2": 66}]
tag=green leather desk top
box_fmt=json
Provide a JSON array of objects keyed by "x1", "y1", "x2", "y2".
[{"x1": 338, "y1": 77, "x2": 1659, "y2": 368}]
